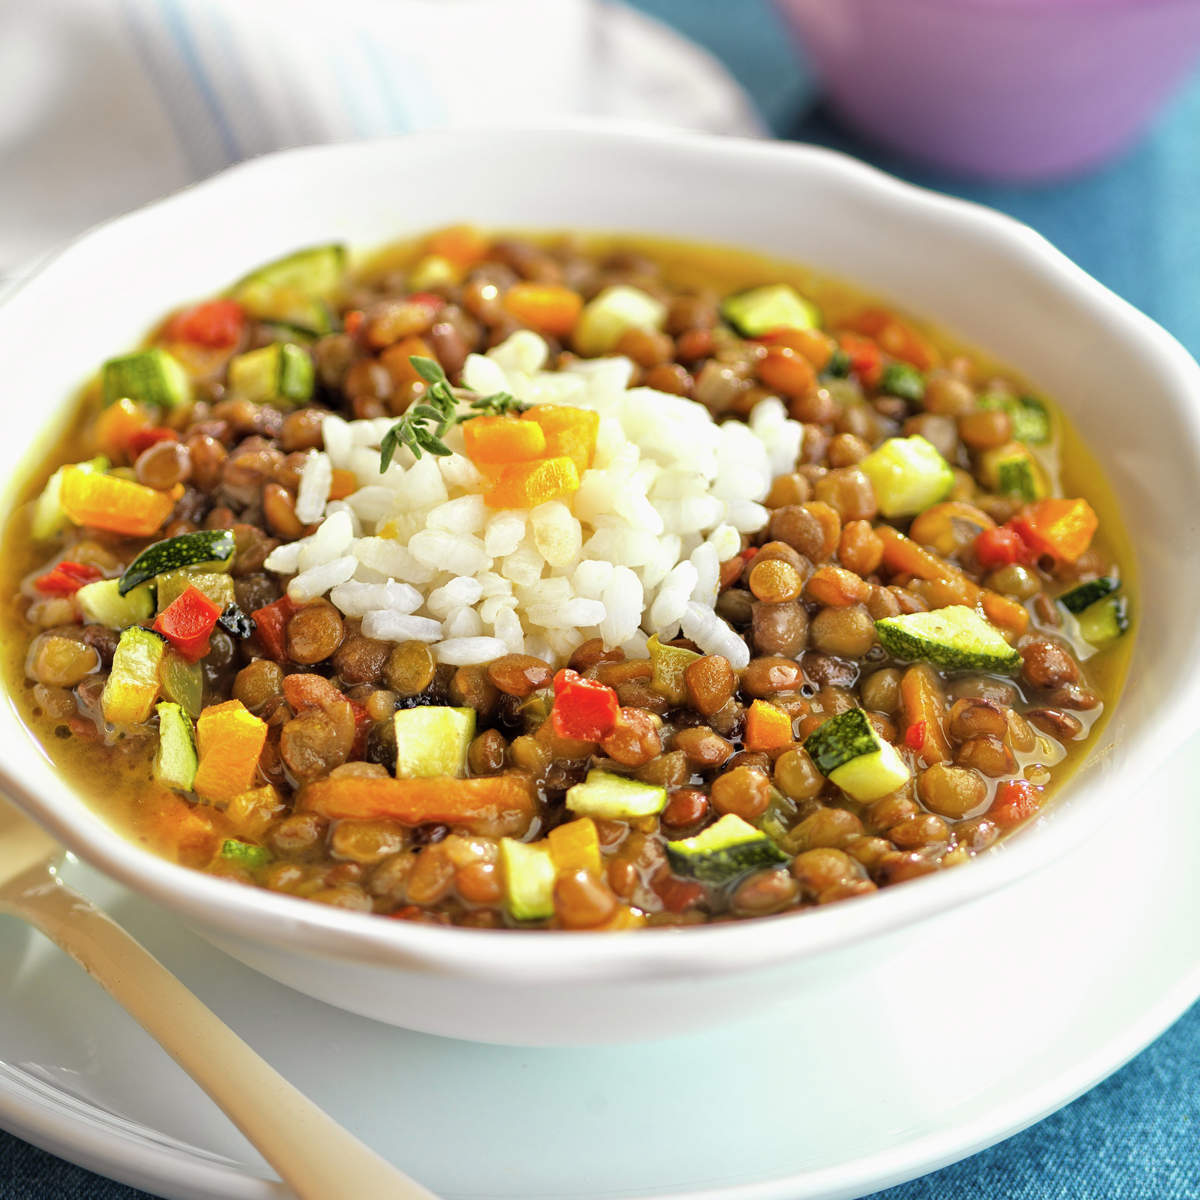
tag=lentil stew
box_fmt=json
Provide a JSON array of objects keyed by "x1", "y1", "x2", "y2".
[{"x1": 1, "y1": 229, "x2": 1133, "y2": 930}]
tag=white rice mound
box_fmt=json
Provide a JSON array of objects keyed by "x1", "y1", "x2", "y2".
[{"x1": 264, "y1": 332, "x2": 804, "y2": 669}]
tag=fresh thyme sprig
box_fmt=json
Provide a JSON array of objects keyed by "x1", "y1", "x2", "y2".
[{"x1": 378, "y1": 355, "x2": 528, "y2": 471}]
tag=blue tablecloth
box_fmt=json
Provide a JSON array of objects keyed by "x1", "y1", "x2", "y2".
[{"x1": 3, "y1": 1, "x2": 1198, "y2": 1196}]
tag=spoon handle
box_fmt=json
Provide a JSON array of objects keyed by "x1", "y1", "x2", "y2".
[{"x1": 4, "y1": 868, "x2": 438, "y2": 1200}]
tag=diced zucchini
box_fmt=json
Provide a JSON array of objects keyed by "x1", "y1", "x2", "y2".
[
  {"x1": 118, "y1": 529, "x2": 235, "y2": 595},
  {"x1": 822, "y1": 346, "x2": 852, "y2": 379},
  {"x1": 393, "y1": 706, "x2": 475, "y2": 779},
  {"x1": 858, "y1": 435, "x2": 955, "y2": 518},
  {"x1": 666, "y1": 813, "x2": 788, "y2": 885},
  {"x1": 720, "y1": 284, "x2": 819, "y2": 338},
  {"x1": 574, "y1": 286, "x2": 667, "y2": 357},
  {"x1": 230, "y1": 244, "x2": 345, "y2": 335},
  {"x1": 31, "y1": 456, "x2": 108, "y2": 541},
  {"x1": 1076, "y1": 593, "x2": 1130, "y2": 648},
  {"x1": 980, "y1": 443, "x2": 1047, "y2": 503},
  {"x1": 1058, "y1": 576, "x2": 1119, "y2": 615},
  {"x1": 100, "y1": 627, "x2": 165, "y2": 725},
  {"x1": 977, "y1": 393, "x2": 1051, "y2": 444},
  {"x1": 219, "y1": 839, "x2": 272, "y2": 870},
  {"x1": 499, "y1": 837, "x2": 556, "y2": 921},
  {"x1": 75, "y1": 578, "x2": 154, "y2": 629},
  {"x1": 155, "y1": 569, "x2": 237, "y2": 614},
  {"x1": 154, "y1": 701, "x2": 198, "y2": 791},
  {"x1": 102, "y1": 349, "x2": 192, "y2": 409},
  {"x1": 876, "y1": 605, "x2": 1022, "y2": 673},
  {"x1": 880, "y1": 362, "x2": 925, "y2": 402},
  {"x1": 159, "y1": 649, "x2": 205, "y2": 718},
  {"x1": 804, "y1": 708, "x2": 911, "y2": 803},
  {"x1": 565, "y1": 769, "x2": 667, "y2": 820},
  {"x1": 647, "y1": 633, "x2": 700, "y2": 705},
  {"x1": 227, "y1": 343, "x2": 314, "y2": 406}
]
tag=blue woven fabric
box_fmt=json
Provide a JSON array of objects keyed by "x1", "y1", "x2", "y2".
[{"x1": 3, "y1": 2, "x2": 1198, "y2": 1195}]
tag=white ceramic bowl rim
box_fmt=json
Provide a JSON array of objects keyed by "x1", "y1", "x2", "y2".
[{"x1": 3, "y1": 123, "x2": 1200, "y2": 986}]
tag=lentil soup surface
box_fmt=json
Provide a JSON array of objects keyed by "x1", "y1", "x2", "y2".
[{"x1": 2, "y1": 229, "x2": 1133, "y2": 930}]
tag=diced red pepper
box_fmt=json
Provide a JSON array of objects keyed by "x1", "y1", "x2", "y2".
[
  {"x1": 654, "y1": 875, "x2": 707, "y2": 914},
  {"x1": 836, "y1": 331, "x2": 884, "y2": 388},
  {"x1": 988, "y1": 779, "x2": 1044, "y2": 830},
  {"x1": 348, "y1": 699, "x2": 372, "y2": 760},
  {"x1": 407, "y1": 291, "x2": 445, "y2": 312},
  {"x1": 551, "y1": 668, "x2": 619, "y2": 742},
  {"x1": 974, "y1": 525, "x2": 1034, "y2": 569},
  {"x1": 153, "y1": 585, "x2": 223, "y2": 662},
  {"x1": 166, "y1": 298, "x2": 245, "y2": 348},
  {"x1": 127, "y1": 427, "x2": 180, "y2": 459},
  {"x1": 904, "y1": 720, "x2": 927, "y2": 751},
  {"x1": 251, "y1": 595, "x2": 296, "y2": 662},
  {"x1": 34, "y1": 561, "x2": 103, "y2": 596},
  {"x1": 343, "y1": 309, "x2": 365, "y2": 337}
]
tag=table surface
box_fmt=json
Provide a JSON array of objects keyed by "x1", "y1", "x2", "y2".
[{"x1": 3, "y1": 1, "x2": 1198, "y2": 1196}]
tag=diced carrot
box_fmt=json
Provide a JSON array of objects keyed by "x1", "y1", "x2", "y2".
[
  {"x1": 462, "y1": 415, "x2": 547, "y2": 464},
  {"x1": 94, "y1": 398, "x2": 154, "y2": 462},
  {"x1": 502, "y1": 283, "x2": 584, "y2": 337},
  {"x1": 654, "y1": 875, "x2": 707, "y2": 914},
  {"x1": 302, "y1": 773, "x2": 535, "y2": 838},
  {"x1": 1010, "y1": 498, "x2": 1098, "y2": 563},
  {"x1": 757, "y1": 326, "x2": 835, "y2": 371},
  {"x1": 193, "y1": 699, "x2": 268, "y2": 806},
  {"x1": 59, "y1": 467, "x2": 176, "y2": 536},
  {"x1": 127, "y1": 427, "x2": 180, "y2": 459},
  {"x1": 743, "y1": 700, "x2": 794, "y2": 752},
  {"x1": 521, "y1": 406, "x2": 600, "y2": 472},
  {"x1": 328, "y1": 468, "x2": 358, "y2": 500},
  {"x1": 548, "y1": 818, "x2": 602, "y2": 876},
  {"x1": 900, "y1": 665, "x2": 952, "y2": 765},
  {"x1": 165, "y1": 298, "x2": 245, "y2": 348},
  {"x1": 484, "y1": 455, "x2": 580, "y2": 509},
  {"x1": 424, "y1": 224, "x2": 489, "y2": 269},
  {"x1": 876, "y1": 526, "x2": 1029, "y2": 636},
  {"x1": 343, "y1": 309, "x2": 365, "y2": 337},
  {"x1": 844, "y1": 308, "x2": 939, "y2": 371}
]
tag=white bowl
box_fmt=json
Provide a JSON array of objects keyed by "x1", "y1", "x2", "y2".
[{"x1": 2, "y1": 126, "x2": 1198, "y2": 1046}]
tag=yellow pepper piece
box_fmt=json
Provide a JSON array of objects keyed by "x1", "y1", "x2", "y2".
[
  {"x1": 60, "y1": 466, "x2": 176, "y2": 537},
  {"x1": 548, "y1": 817, "x2": 602, "y2": 877},
  {"x1": 522, "y1": 405, "x2": 600, "y2": 473},
  {"x1": 484, "y1": 455, "x2": 580, "y2": 509},
  {"x1": 193, "y1": 699, "x2": 268, "y2": 806}
]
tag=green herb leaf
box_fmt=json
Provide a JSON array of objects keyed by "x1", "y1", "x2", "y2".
[
  {"x1": 410, "y1": 356, "x2": 449, "y2": 386},
  {"x1": 461, "y1": 390, "x2": 526, "y2": 421}
]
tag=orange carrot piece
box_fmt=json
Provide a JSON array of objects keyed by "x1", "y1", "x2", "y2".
[
  {"x1": 548, "y1": 817, "x2": 602, "y2": 876},
  {"x1": 193, "y1": 699, "x2": 268, "y2": 806},
  {"x1": 900, "y1": 665, "x2": 953, "y2": 765},
  {"x1": 424, "y1": 224, "x2": 489, "y2": 268},
  {"x1": 59, "y1": 466, "x2": 176, "y2": 537},
  {"x1": 94, "y1": 398, "x2": 154, "y2": 463},
  {"x1": 522, "y1": 405, "x2": 600, "y2": 473},
  {"x1": 463, "y1": 415, "x2": 547, "y2": 464},
  {"x1": 484, "y1": 455, "x2": 580, "y2": 509},
  {"x1": 1011, "y1": 498, "x2": 1098, "y2": 563},
  {"x1": 876, "y1": 526, "x2": 1029, "y2": 636},
  {"x1": 328, "y1": 468, "x2": 358, "y2": 500},
  {"x1": 502, "y1": 283, "x2": 584, "y2": 337},
  {"x1": 302, "y1": 773, "x2": 535, "y2": 838},
  {"x1": 743, "y1": 700, "x2": 795, "y2": 752}
]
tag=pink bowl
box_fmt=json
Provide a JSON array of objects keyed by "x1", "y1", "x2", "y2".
[{"x1": 775, "y1": 0, "x2": 1200, "y2": 180}]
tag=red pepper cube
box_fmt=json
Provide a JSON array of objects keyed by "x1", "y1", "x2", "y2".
[
  {"x1": 153, "y1": 586, "x2": 223, "y2": 662},
  {"x1": 988, "y1": 779, "x2": 1043, "y2": 830},
  {"x1": 166, "y1": 298, "x2": 245, "y2": 348},
  {"x1": 127, "y1": 427, "x2": 180, "y2": 459},
  {"x1": 251, "y1": 595, "x2": 297, "y2": 662},
  {"x1": 974, "y1": 525, "x2": 1034, "y2": 570},
  {"x1": 904, "y1": 720, "x2": 927, "y2": 751},
  {"x1": 551, "y1": 668, "x2": 619, "y2": 742},
  {"x1": 34, "y1": 561, "x2": 103, "y2": 596}
]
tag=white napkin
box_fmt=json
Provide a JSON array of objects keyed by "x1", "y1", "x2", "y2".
[{"x1": 0, "y1": 0, "x2": 761, "y2": 275}]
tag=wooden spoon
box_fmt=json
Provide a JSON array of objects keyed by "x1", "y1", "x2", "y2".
[{"x1": 0, "y1": 798, "x2": 438, "y2": 1200}]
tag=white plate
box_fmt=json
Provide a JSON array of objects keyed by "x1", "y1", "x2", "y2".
[{"x1": 2, "y1": 730, "x2": 1197, "y2": 1200}]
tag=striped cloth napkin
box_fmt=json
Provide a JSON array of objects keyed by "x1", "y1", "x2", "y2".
[{"x1": 0, "y1": 0, "x2": 760, "y2": 279}]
